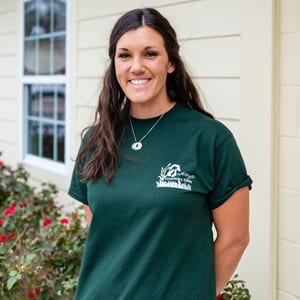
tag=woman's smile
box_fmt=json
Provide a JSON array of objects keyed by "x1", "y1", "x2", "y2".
[{"x1": 129, "y1": 78, "x2": 151, "y2": 86}]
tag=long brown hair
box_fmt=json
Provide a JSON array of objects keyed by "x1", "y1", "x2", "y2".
[{"x1": 78, "y1": 8, "x2": 213, "y2": 183}]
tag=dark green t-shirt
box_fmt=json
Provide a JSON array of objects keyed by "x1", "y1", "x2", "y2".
[{"x1": 68, "y1": 104, "x2": 252, "y2": 300}]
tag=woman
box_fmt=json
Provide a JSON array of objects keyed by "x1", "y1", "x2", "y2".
[{"x1": 69, "y1": 8, "x2": 252, "y2": 300}]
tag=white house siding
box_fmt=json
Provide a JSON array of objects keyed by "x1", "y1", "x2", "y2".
[
  {"x1": 278, "y1": 0, "x2": 300, "y2": 299},
  {"x1": 0, "y1": 0, "x2": 19, "y2": 165}
]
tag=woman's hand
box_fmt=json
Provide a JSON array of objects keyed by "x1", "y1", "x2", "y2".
[{"x1": 83, "y1": 204, "x2": 93, "y2": 226}]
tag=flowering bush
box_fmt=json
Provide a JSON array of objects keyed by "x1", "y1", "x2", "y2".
[
  {"x1": 0, "y1": 154, "x2": 87, "y2": 299},
  {"x1": 218, "y1": 274, "x2": 251, "y2": 299}
]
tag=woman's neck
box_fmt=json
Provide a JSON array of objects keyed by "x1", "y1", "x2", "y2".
[{"x1": 130, "y1": 101, "x2": 176, "y2": 119}]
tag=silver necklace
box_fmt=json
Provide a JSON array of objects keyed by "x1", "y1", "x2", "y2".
[{"x1": 129, "y1": 113, "x2": 165, "y2": 151}]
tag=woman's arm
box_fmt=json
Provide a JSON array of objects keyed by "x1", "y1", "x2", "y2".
[
  {"x1": 212, "y1": 186, "x2": 250, "y2": 295},
  {"x1": 83, "y1": 204, "x2": 93, "y2": 226}
]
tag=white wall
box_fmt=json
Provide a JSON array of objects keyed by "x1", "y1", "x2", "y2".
[
  {"x1": 240, "y1": 1, "x2": 276, "y2": 299},
  {"x1": 278, "y1": 0, "x2": 300, "y2": 299},
  {"x1": 0, "y1": 0, "x2": 19, "y2": 164}
]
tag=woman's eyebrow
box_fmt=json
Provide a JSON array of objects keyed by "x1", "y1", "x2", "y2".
[
  {"x1": 116, "y1": 46, "x2": 160, "y2": 51},
  {"x1": 116, "y1": 47, "x2": 129, "y2": 51}
]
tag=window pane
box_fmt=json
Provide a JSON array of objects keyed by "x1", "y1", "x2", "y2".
[
  {"x1": 54, "y1": 0, "x2": 66, "y2": 32},
  {"x1": 57, "y1": 85, "x2": 65, "y2": 120},
  {"x1": 42, "y1": 85, "x2": 54, "y2": 118},
  {"x1": 37, "y1": 0, "x2": 51, "y2": 34},
  {"x1": 42, "y1": 123, "x2": 54, "y2": 159},
  {"x1": 24, "y1": 1, "x2": 37, "y2": 36},
  {"x1": 27, "y1": 85, "x2": 40, "y2": 117},
  {"x1": 28, "y1": 120, "x2": 39, "y2": 156},
  {"x1": 24, "y1": 40, "x2": 37, "y2": 75},
  {"x1": 38, "y1": 38, "x2": 50, "y2": 74},
  {"x1": 25, "y1": 84, "x2": 66, "y2": 163},
  {"x1": 54, "y1": 36, "x2": 65, "y2": 74},
  {"x1": 57, "y1": 125, "x2": 65, "y2": 162},
  {"x1": 24, "y1": 0, "x2": 67, "y2": 76}
]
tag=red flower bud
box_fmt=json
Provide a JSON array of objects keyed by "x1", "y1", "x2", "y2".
[
  {"x1": 28, "y1": 290, "x2": 35, "y2": 298},
  {"x1": 60, "y1": 218, "x2": 69, "y2": 225},
  {"x1": 6, "y1": 232, "x2": 15, "y2": 242},
  {"x1": 43, "y1": 219, "x2": 52, "y2": 227},
  {"x1": 0, "y1": 233, "x2": 6, "y2": 243},
  {"x1": 4, "y1": 204, "x2": 17, "y2": 217},
  {"x1": 0, "y1": 232, "x2": 15, "y2": 243}
]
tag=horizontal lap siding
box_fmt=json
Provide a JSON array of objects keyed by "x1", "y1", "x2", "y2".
[
  {"x1": 78, "y1": 0, "x2": 187, "y2": 19},
  {"x1": 0, "y1": 1, "x2": 19, "y2": 164},
  {"x1": 0, "y1": 56, "x2": 18, "y2": 76},
  {"x1": 78, "y1": 16, "x2": 116, "y2": 48},
  {"x1": 76, "y1": 0, "x2": 241, "y2": 137},
  {"x1": 77, "y1": 48, "x2": 107, "y2": 77},
  {"x1": 197, "y1": 79, "x2": 240, "y2": 120},
  {"x1": 159, "y1": 0, "x2": 240, "y2": 39},
  {"x1": 181, "y1": 37, "x2": 240, "y2": 77},
  {"x1": 0, "y1": 10, "x2": 17, "y2": 33},
  {"x1": 0, "y1": 99, "x2": 18, "y2": 122},
  {"x1": 0, "y1": 78, "x2": 18, "y2": 99},
  {"x1": 0, "y1": 33, "x2": 17, "y2": 55}
]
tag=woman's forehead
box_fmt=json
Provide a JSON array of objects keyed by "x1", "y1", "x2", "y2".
[{"x1": 116, "y1": 26, "x2": 164, "y2": 49}]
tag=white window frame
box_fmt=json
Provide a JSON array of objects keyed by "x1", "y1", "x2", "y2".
[{"x1": 19, "y1": 0, "x2": 70, "y2": 175}]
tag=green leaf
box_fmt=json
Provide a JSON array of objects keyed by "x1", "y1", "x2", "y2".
[
  {"x1": 7, "y1": 277, "x2": 18, "y2": 290},
  {"x1": 9, "y1": 270, "x2": 18, "y2": 277},
  {"x1": 26, "y1": 253, "x2": 36, "y2": 262},
  {"x1": 22, "y1": 253, "x2": 36, "y2": 267}
]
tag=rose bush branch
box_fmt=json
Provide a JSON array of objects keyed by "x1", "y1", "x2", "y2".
[{"x1": 0, "y1": 153, "x2": 88, "y2": 299}]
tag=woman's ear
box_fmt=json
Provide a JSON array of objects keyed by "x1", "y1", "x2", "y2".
[{"x1": 168, "y1": 62, "x2": 175, "y2": 74}]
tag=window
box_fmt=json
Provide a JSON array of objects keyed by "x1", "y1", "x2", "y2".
[{"x1": 22, "y1": 0, "x2": 68, "y2": 172}]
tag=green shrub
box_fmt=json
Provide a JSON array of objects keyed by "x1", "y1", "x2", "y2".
[
  {"x1": 218, "y1": 274, "x2": 251, "y2": 300},
  {"x1": 0, "y1": 154, "x2": 87, "y2": 299}
]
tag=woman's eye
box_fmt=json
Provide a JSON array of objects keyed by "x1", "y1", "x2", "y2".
[
  {"x1": 118, "y1": 53, "x2": 130, "y2": 59},
  {"x1": 145, "y1": 52, "x2": 158, "y2": 57}
]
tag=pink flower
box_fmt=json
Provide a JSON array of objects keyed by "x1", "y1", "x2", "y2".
[
  {"x1": 43, "y1": 219, "x2": 52, "y2": 227},
  {"x1": 60, "y1": 218, "x2": 69, "y2": 225},
  {"x1": 0, "y1": 161, "x2": 3, "y2": 168},
  {"x1": 28, "y1": 290, "x2": 35, "y2": 298},
  {"x1": 4, "y1": 204, "x2": 17, "y2": 216}
]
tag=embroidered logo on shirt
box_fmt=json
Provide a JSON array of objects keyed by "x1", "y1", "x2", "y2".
[{"x1": 156, "y1": 163, "x2": 195, "y2": 191}]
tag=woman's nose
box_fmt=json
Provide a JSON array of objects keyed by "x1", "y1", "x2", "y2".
[{"x1": 130, "y1": 57, "x2": 144, "y2": 73}]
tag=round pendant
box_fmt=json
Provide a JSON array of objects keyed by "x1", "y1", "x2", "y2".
[{"x1": 131, "y1": 142, "x2": 142, "y2": 151}]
